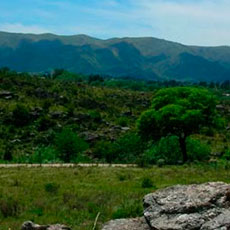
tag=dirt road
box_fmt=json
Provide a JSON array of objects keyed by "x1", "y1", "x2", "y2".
[{"x1": 0, "y1": 163, "x2": 138, "y2": 168}]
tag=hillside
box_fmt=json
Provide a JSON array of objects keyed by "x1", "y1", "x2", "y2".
[{"x1": 1, "y1": 32, "x2": 230, "y2": 81}]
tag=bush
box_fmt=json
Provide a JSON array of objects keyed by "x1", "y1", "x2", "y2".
[
  {"x1": 31, "y1": 145, "x2": 58, "y2": 163},
  {"x1": 222, "y1": 149, "x2": 230, "y2": 161},
  {"x1": 187, "y1": 138, "x2": 210, "y2": 161},
  {"x1": 117, "y1": 117, "x2": 129, "y2": 127},
  {"x1": 88, "y1": 110, "x2": 102, "y2": 122},
  {"x1": 114, "y1": 132, "x2": 146, "y2": 163},
  {"x1": 93, "y1": 141, "x2": 117, "y2": 163},
  {"x1": 36, "y1": 116, "x2": 56, "y2": 131},
  {"x1": 143, "y1": 136, "x2": 182, "y2": 165},
  {"x1": 141, "y1": 177, "x2": 155, "y2": 188},
  {"x1": 44, "y1": 183, "x2": 60, "y2": 194},
  {"x1": 11, "y1": 104, "x2": 31, "y2": 126},
  {"x1": 54, "y1": 128, "x2": 89, "y2": 162},
  {"x1": 142, "y1": 136, "x2": 210, "y2": 165}
]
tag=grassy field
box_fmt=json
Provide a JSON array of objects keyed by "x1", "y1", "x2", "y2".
[{"x1": 1, "y1": 165, "x2": 230, "y2": 230}]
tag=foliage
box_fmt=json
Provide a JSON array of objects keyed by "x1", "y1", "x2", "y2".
[
  {"x1": 11, "y1": 104, "x2": 31, "y2": 127},
  {"x1": 143, "y1": 136, "x2": 182, "y2": 165},
  {"x1": 54, "y1": 128, "x2": 89, "y2": 162},
  {"x1": 31, "y1": 146, "x2": 58, "y2": 163},
  {"x1": 113, "y1": 133, "x2": 144, "y2": 163},
  {"x1": 44, "y1": 182, "x2": 60, "y2": 195},
  {"x1": 137, "y1": 87, "x2": 220, "y2": 163},
  {"x1": 93, "y1": 141, "x2": 117, "y2": 163},
  {"x1": 141, "y1": 177, "x2": 155, "y2": 188},
  {"x1": 186, "y1": 138, "x2": 211, "y2": 162},
  {"x1": 142, "y1": 136, "x2": 210, "y2": 165}
]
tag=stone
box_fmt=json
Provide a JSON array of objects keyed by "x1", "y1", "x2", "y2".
[
  {"x1": 21, "y1": 221, "x2": 71, "y2": 230},
  {"x1": 0, "y1": 90, "x2": 14, "y2": 99},
  {"x1": 144, "y1": 182, "x2": 230, "y2": 230},
  {"x1": 102, "y1": 217, "x2": 149, "y2": 230}
]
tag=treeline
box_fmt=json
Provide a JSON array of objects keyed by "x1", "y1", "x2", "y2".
[{"x1": 2, "y1": 67, "x2": 230, "y2": 91}]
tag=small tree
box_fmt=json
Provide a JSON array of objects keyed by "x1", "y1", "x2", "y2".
[
  {"x1": 137, "y1": 87, "x2": 220, "y2": 163},
  {"x1": 55, "y1": 128, "x2": 88, "y2": 162}
]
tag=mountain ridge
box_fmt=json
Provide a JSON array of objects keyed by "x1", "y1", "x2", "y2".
[{"x1": 1, "y1": 31, "x2": 230, "y2": 81}]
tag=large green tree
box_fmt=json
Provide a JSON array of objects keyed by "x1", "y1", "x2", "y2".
[{"x1": 137, "y1": 87, "x2": 219, "y2": 163}]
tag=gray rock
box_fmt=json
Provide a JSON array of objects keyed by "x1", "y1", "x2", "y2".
[
  {"x1": 21, "y1": 221, "x2": 71, "y2": 230},
  {"x1": 144, "y1": 182, "x2": 230, "y2": 230},
  {"x1": 102, "y1": 217, "x2": 150, "y2": 230}
]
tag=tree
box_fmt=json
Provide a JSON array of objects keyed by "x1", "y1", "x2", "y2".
[
  {"x1": 55, "y1": 128, "x2": 89, "y2": 162},
  {"x1": 137, "y1": 87, "x2": 219, "y2": 163}
]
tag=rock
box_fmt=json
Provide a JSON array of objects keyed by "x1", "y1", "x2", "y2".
[
  {"x1": 0, "y1": 90, "x2": 14, "y2": 99},
  {"x1": 216, "y1": 105, "x2": 224, "y2": 110},
  {"x1": 121, "y1": 127, "x2": 130, "y2": 131},
  {"x1": 102, "y1": 217, "x2": 149, "y2": 230},
  {"x1": 144, "y1": 182, "x2": 230, "y2": 230},
  {"x1": 80, "y1": 132, "x2": 99, "y2": 142},
  {"x1": 21, "y1": 221, "x2": 71, "y2": 230}
]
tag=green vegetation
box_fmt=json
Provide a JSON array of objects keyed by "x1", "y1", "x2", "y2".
[
  {"x1": 137, "y1": 87, "x2": 220, "y2": 162},
  {"x1": 0, "y1": 68, "x2": 230, "y2": 166},
  {"x1": 0, "y1": 165, "x2": 230, "y2": 229}
]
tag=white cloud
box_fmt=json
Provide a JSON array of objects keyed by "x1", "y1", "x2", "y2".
[{"x1": 0, "y1": 23, "x2": 51, "y2": 34}]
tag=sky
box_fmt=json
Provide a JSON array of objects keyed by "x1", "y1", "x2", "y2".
[{"x1": 0, "y1": 0, "x2": 229, "y2": 46}]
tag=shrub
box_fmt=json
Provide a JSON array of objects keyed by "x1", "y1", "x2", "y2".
[
  {"x1": 54, "y1": 128, "x2": 89, "y2": 162},
  {"x1": 44, "y1": 183, "x2": 60, "y2": 194},
  {"x1": 114, "y1": 132, "x2": 146, "y2": 163},
  {"x1": 88, "y1": 110, "x2": 102, "y2": 122},
  {"x1": 93, "y1": 141, "x2": 117, "y2": 163},
  {"x1": 187, "y1": 138, "x2": 210, "y2": 161},
  {"x1": 11, "y1": 104, "x2": 31, "y2": 126},
  {"x1": 143, "y1": 136, "x2": 182, "y2": 165},
  {"x1": 222, "y1": 149, "x2": 230, "y2": 161},
  {"x1": 117, "y1": 117, "x2": 129, "y2": 127},
  {"x1": 31, "y1": 145, "x2": 58, "y2": 163},
  {"x1": 142, "y1": 136, "x2": 210, "y2": 165},
  {"x1": 36, "y1": 116, "x2": 56, "y2": 131},
  {"x1": 141, "y1": 177, "x2": 155, "y2": 188}
]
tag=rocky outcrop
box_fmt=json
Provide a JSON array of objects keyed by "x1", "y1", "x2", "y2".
[
  {"x1": 21, "y1": 221, "x2": 71, "y2": 230},
  {"x1": 103, "y1": 182, "x2": 230, "y2": 230},
  {"x1": 144, "y1": 182, "x2": 230, "y2": 230}
]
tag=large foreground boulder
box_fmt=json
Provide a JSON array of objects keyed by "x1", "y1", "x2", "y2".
[
  {"x1": 21, "y1": 221, "x2": 71, "y2": 230},
  {"x1": 144, "y1": 182, "x2": 230, "y2": 230}
]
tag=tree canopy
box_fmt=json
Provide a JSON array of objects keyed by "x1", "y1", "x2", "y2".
[{"x1": 137, "y1": 87, "x2": 220, "y2": 163}]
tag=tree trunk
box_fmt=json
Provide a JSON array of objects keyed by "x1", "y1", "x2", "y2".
[{"x1": 179, "y1": 136, "x2": 188, "y2": 163}]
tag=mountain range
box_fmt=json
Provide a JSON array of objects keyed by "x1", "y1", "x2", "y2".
[{"x1": 1, "y1": 31, "x2": 230, "y2": 81}]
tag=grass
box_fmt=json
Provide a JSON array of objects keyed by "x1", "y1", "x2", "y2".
[{"x1": 0, "y1": 164, "x2": 230, "y2": 229}]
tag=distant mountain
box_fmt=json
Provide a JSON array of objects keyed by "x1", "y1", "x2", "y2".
[{"x1": 1, "y1": 31, "x2": 230, "y2": 81}]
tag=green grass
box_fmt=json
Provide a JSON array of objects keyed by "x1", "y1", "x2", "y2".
[{"x1": 0, "y1": 165, "x2": 230, "y2": 230}]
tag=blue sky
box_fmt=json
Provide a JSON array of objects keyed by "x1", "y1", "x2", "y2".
[{"x1": 0, "y1": 0, "x2": 229, "y2": 46}]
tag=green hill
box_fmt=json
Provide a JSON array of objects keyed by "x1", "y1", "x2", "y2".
[{"x1": 1, "y1": 31, "x2": 230, "y2": 81}]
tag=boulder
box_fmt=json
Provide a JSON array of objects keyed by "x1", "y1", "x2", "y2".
[
  {"x1": 144, "y1": 182, "x2": 230, "y2": 230},
  {"x1": 21, "y1": 221, "x2": 71, "y2": 230}
]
